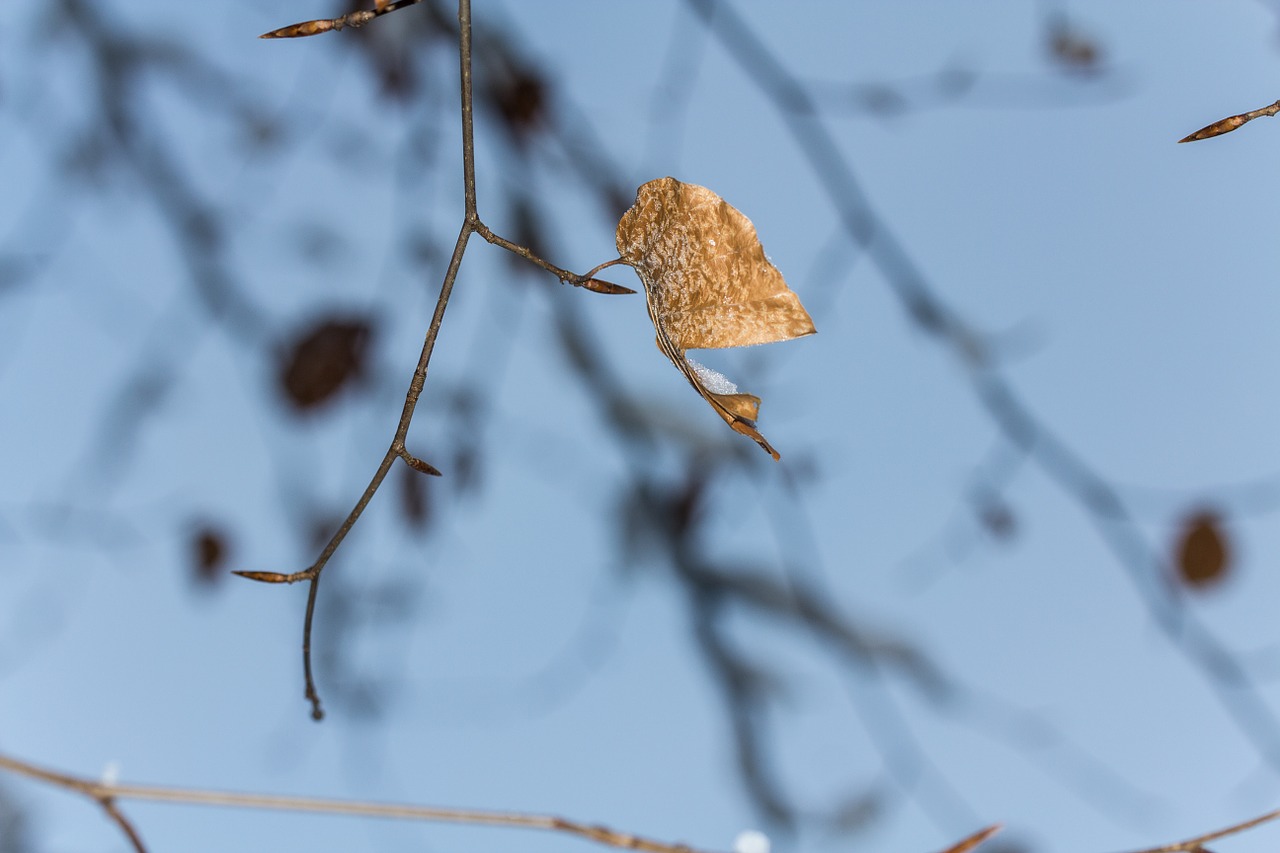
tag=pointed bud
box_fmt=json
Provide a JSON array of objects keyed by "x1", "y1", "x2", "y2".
[
  {"x1": 403, "y1": 452, "x2": 443, "y2": 477},
  {"x1": 578, "y1": 278, "x2": 636, "y2": 295}
]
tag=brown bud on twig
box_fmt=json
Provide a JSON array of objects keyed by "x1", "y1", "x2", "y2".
[
  {"x1": 578, "y1": 278, "x2": 636, "y2": 295},
  {"x1": 260, "y1": 0, "x2": 423, "y2": 39},
  {"x1": 1179, "y1": 99, "x2": 1280, "y2": 143},
  {"x1": 401, "y1": 452, "x2": 443, "y2": 477},
  {"x1": 260, "y1": 15, "x2": 370, "y2": 39},
  {"x1": 232, "y1": 569, "x2": 311, "y2": 584}
]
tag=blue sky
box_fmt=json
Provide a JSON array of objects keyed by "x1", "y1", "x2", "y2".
[{"x1": 4, "y1": 2, "x2": 1280, "y2": 852}]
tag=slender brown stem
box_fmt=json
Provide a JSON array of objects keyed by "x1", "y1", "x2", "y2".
[
  {"x1": 250, "y1": 0, "x2": 626, "y2": 718},
  {"x1": 103, "y1": 799, "x2": 149, "y2": 853},
  {"x1": 0, "y1": 754, "x2": 152, "y2": 852},
  {"x1": 460, "y1": 0, "x2": 477, "y2": 220},
  {"x1": 0, "y1": 752, "x2": 711, "y2": 853},
  {"x1": 243, "y1": 0, "x2": 480, "y2": 719},
  {"x1": 473, "y1": 221, "x2": 632, "y2": 291},
  {"x1": 295, "y1": 0, "x2": 478, "y2": 719},
  {"x1": 1121, "y1": 805, "x2": 1280, "y2": 853}
]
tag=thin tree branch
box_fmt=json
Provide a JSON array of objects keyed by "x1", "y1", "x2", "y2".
[
  {"x1": 102, "y1": 799, "x2": 148, "y2": 853},
  {"x1": 1121, "y1": 805, "x2": 1280, "y2": 853},
  {"x1": 474, "y1": 221, "x2": 634, "y2": 293},
  {"x1": 239, "y1": 0, "x2": 479, "y2": 719},
  {"x1": 0, "y1": 751, "x2": 712, "y2": 853},
  {"x1": 244, "y1": 0, "x2": 642, "y2": 717}
]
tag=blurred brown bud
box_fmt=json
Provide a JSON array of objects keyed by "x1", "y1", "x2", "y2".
[
  {"x1": 489, "y1": 69, "x2": 547, "y2": 142},
  {"x1": 977, "y1": 500, "x2": 1016, "y2": 541},
  {"x1": 398, "y1": 464, "x2": 432, "y2": 531},
  {"x1": 1174, "y1": 509, "x2": 1231, "y2": 590},
  {"x1": 190, "y1": 523, "x2": 230, "y2": 585},
  {"x1": 278, "y1": 315, "x2": 374, "y2": 412},
  {"x1": 1046, "y1": 18, "x2": 1101, "y2": 72}
]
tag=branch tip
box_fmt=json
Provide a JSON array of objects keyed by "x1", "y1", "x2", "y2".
[
  {"x1": 259, "y1": 20, "x2": 338, "y2": 39},
  {"x1": 233, "y1": 569, "x2": 310, "y2": 584},
  {"x1": 1179, "y1": 99, "x2": 1280, "y2": 143}
]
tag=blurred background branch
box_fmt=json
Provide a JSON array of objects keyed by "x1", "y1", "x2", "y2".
[{"x1": 2, "y1": 2, "x2": 1280, "y2": 852}]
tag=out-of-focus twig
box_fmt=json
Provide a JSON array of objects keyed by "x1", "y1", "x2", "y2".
[
  {"x1": 0, "y1": 750, "x2": 716, "y2": 853},
  {"x1": 1121, "y1": 804, "x2": 1280, "y2": 853},
  {"x1": 685, "y1": 0, "x2": 1280, "y2": 780}
]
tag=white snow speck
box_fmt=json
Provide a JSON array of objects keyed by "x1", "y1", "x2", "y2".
[
  {"x1": 688, "y1": 358, "x2": 739, "y2": 395},
  {"x1": 734, "y1": 830, "x2": 770, "y2": 853}
]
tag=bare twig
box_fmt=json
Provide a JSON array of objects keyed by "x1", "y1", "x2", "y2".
[
  {"x1": 1121, "y1": 805, "x2": 1280, "y2": 853},
  {"x1": 1179, "y1": 98, "x2": 1280, "y2": 143},
  {"x1": 0, "y1": 751, "x2": 712, "y2": 853},
  {"x1": 247, "y1": 0, "x2": 636, "y2": 718},
  {"x1": 102, "y1": 799, "x2": 148, "y2": 853},
  {"x1": 0, "y1": 754, "x2": 151, "y2": 852},
  {"x1": 474, "y1": 221, "x2": 634, "y2": 293}
]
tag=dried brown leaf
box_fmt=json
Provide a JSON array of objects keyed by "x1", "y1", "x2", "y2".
[{"x1": 616, "y1": 177, "x2": 815, "y2": 460}]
